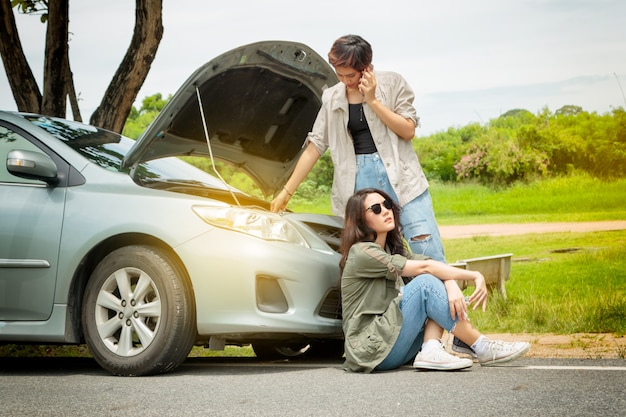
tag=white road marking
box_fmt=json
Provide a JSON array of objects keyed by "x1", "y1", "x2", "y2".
[{"x1": 515, "y1": 365, "x2": 626, "y2": 371}]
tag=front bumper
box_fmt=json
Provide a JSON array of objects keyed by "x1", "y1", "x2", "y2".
[{"x1": 176, "y1": 226, "x2": 343, "y2": 343}]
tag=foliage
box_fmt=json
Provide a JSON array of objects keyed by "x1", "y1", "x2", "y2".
[
  {"x1": 122, "y1": 93, "x2": 171, "y2": 139},
  {"x1": 11, "y1": 0, "x2": 48, "y2": 22},
  {"x1": 415, "y1": 105, "x2": 626, "y2": 186},
  {"x1": 292, "y1": 151, "x2": 333, "y2": 203},
  {"x1": 453, "y1": 132, "x2": 550, "y2": 185},
  {"x1": 414, "y1": 123, "x2": 484, "y2": 181},
  {"x1": 180, "y1": 157, "x2": 265, "y2": 199}
]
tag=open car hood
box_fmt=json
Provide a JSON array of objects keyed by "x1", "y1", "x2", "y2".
[{"x1": 123, "y1": 40, "x2": 338, "y2": 196}]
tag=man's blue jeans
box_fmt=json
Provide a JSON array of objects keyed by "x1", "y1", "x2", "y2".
[{"x1": 355, "y1": 152, "x2": 446, "y2": 262}]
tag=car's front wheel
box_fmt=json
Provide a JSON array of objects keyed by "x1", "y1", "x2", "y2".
[{"x1": 82, "y1": 245, "x2": 196, "y2": 376}]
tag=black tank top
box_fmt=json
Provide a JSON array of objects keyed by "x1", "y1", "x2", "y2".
[{"x1": 348, "y1": 103, "x2": 377, "y2": 154}]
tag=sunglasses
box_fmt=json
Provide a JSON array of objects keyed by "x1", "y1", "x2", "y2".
[{"x1": 365, "y1": 199, "x2": 393, "y2": 215}]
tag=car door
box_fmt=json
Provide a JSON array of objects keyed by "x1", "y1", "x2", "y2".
[{"x1": 0, "y1": 123, "x2": 66, "y2": 321}]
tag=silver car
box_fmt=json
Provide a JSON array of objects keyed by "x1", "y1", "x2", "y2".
[{"x1": 0, "y1": 41, "x2": 343, "y2": 376}]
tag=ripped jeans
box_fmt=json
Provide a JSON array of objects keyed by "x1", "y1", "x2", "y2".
[
  {"x1": 375, "y1": 275, "x2": 456, "y2": 371},
  {"x1": 355, "y1": 153, "x2": 446, "y2": 262}
]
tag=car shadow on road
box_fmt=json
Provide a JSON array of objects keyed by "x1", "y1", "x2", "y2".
[
  {"x1": 0, "y1": 356, "x2": 107, "y2": 376},
  {"x1": 0, "y1": 356, "x2": 346, "y2": 377}
]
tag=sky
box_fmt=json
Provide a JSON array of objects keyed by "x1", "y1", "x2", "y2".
[{"x1": 1, "y1": 0, "x2": 625, "y2": 136}]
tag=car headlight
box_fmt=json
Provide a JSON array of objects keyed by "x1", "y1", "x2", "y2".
[{"x1": 192, "y1": 205, "x2": 309, "y2": 247}]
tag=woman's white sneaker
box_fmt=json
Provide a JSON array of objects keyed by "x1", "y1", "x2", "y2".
[
  {"x1": 478, "y1": 340, "x2": 531, "y2": 366},
  {"x1": 413, "y1": 346, "x2": 473, "y2": 370}
]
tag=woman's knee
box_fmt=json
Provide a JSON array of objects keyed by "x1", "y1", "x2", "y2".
[
  {"x1": 408, "y1": 274, "x2": 445, "y2": 294},
  {"x1": 408, "y1": 274, "x2": 440, "y2": 289},
  {"x1": 402, "y1": 275, "x2": 446, "y2": 305}
]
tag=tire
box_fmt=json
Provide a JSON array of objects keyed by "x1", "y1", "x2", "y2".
[
  {"x1": 252, "y1": 339, "x2": 344, "y2": 361},
  {"x1": 82, "y1": 245, "x2": 196, "y2": 376}
]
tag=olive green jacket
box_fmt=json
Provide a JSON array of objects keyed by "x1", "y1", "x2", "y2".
[{"x1": 341, "y1": 241, "x2": 428, "y2": 373}]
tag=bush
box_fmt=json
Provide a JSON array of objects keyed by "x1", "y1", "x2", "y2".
[{"x1": 417, "y1": 106, "x2": 626, "y2": 186}]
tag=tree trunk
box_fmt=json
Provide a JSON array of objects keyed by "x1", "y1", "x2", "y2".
[
  {"x1": 66, "y1": 56, "x2": 82, "y2": 122},
  {"x1": 90, "y1": 0, "x2": 163, "y2": 132},
  {"x1": 41, "y1": 0, "x2": 69, "y2": 117},
  {"x1": 0, "y1": 0, "x2": 42, "y2": 112}
]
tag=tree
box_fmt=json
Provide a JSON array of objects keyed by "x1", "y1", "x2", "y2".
[
  {"x1": 122, "y1": 92, "x2": 171, "y2": 139},
  {"x1": 0, "y1": 0, "x2": 163, "y2": 133},
  {"x1": 555, "y1": 105, "x2": 584, "y2": 117},
  {"x1": 0, "y1": 0, "x2": 42, "y2": 112}
]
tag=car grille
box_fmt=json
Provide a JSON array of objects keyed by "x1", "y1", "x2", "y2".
[{"x1": 317, "y1": 288, "x2": 342, "y2": 319}]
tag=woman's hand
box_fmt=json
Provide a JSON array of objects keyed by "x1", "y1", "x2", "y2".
[
  {"x1": 467, "y1": 271, "x2": 488, "y2": 312},
  {"x1": 401, "y1": 259, "x2": 489, "y2": 316},
  {"x1": 269, "y1": 143, "x2": 321, "y2": 213},
  {"x1": 444, "y1": 280, "x2": 468, "y2": 321},
  {"x1": 270, "y1": 189, "x2": 291, "y2": 212}
]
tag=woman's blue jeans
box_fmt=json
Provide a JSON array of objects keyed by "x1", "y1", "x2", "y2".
[
  {"x1": 355, "y1": 153, "x2": 446, "y2": 262},
  {"x1": 375, "y1": 275, "x2": 456, "y2": 371}
]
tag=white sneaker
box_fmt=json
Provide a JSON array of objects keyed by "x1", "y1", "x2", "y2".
[
  {"x1": 478, "y1": 340, "x2": 531, "y2": 366},
  {"x1": 413, "y1": 345, "x2": 474, "y2": 370}
]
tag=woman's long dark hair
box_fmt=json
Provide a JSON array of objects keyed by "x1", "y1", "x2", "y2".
[{"x1": 339, "y1": 188, "x2": 405, "y2": 272}]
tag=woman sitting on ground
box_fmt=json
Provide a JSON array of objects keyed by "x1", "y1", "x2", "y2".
[{"x1": 339, "y1": 188, "x2": 530, "y2": 372}]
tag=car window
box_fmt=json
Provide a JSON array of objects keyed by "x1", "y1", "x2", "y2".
[
  {"x1": 27, "y1": 115, "x2": 129, "y2": 172},
  {"x1": 24, "y1": 115, "x2": 232, "y2": 191},
  {"x1": 0, "y1": 125, "x2": 47, "y2": 185}
]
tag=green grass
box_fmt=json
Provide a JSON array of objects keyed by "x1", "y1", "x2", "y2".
[
  {"x1": 290, "y1": 174, "x2": 626, "y2": 223},
  {"x1": 431, "y1": 175, "x2": 626, "y2": 224},
  {"x1": 288, "y1": 198, "x2": 331, "y2": 215},
  {"x1": 188, "y1": 345, "x2": 255, "y2": 358},
  {"x1": 446, "y1": 230, "x2": 626, "y2": 335}
]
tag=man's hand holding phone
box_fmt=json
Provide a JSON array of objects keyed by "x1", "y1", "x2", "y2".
[{"x1": 358, "y1": 66, "x2": 376, "y2": 102}]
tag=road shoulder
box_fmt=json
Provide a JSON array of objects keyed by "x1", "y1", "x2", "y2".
[
  {"x1": 443, "y1": 332, "x2": 626, "y2": 359},
  {"x1": 440, "y1": 220, "x2": 626, "y2": 239}
]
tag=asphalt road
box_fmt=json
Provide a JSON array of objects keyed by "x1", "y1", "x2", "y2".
[{"x1": 1, "y1": 356, "x2": 625, "y2": 416}]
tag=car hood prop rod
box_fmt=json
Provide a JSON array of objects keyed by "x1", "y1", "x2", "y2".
[{"x1": 195, "y1": 84, "x2": 240, "y2": 206}]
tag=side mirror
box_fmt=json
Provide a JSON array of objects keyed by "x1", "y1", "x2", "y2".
[{"x1": 6, "y1": 149, "x2": 58, "y2": 184}]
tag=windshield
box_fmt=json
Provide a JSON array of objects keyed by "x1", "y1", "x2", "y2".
[{"x1": 25, "y1": 114, "x2": 231, "y2": 191}]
